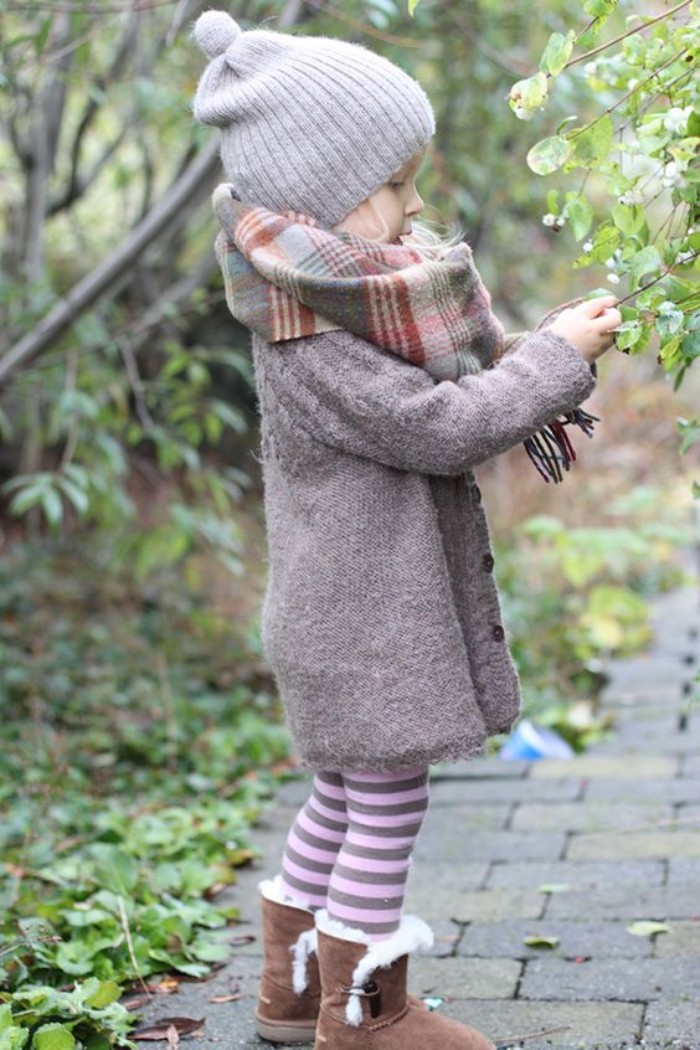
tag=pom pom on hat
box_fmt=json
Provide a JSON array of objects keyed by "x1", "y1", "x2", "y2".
[{"x1": 194, "y1": 10, "x2": 241, "y2": 59}]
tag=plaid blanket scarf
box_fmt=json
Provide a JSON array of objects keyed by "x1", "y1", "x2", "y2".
[
  {"x1": 213, "y1": 183, "x2": 504, "y2": 382},
  {"x1": 213, "y1": 184, "x2": 597, "y2": 482}
]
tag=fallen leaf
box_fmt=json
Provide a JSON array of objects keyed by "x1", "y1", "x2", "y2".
[
  {"x1": 122, "y1": 995, "x2": 153, "y2": 1012},
  {"x1": 133, "y1": 1018, "x2": 205, "y2": 1041},
  {"x1": 149, "y1": 977, "x2": 181, "y2": 994},
  {"x1": 208, "y1": 994, "x2": 245, "y2": 1004},
  {"x1": 166, "y1": 1026, "x2": 179, "y2": 1050},
  {"x1": 523, "y1": 935, "x2": 560, "y2": 949},
  {"x1": 538, "y1": 883, "x2": 571, "y2": 894},
  {"x1": 228, "y1": 934, "x2": 256, "y2": 947},
  {"x1": 626, "y1": 921, "x2": 671, "y2": 938}
]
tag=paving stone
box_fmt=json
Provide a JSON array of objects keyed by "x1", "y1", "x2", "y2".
[
  {"x1": 486, "y1": 859, "x2": 665, "y2": 890},
  {"x1": 406, "y1": 886, "x2": 545, "y2": 924},
  {"x1": 413, "y1": 824, "x2": 566, "y2": 863},
  {"x1": 410, "y1": 955, "x2": 521, "y2": 999},
  {"x1": 668, "y1": 856, "x2": 700, "y2": 884},
  {"x1": 545, "y1": 882, "x2": 700, "y2": 921},
  {"x1": 605, "y1": 653, "x2": 693, "y2": 685},
  {"x1": 408, "y1": 862, "x2": 488, "y2": 894},
  {"x1": 272, "y1": 776, "x2": 312, "y2": 807},
  {"x1": 643, "y1": 998, "x2": 700, "y2": 1045},
  {"x1": 613, "y1": 717, "x2": 696, "y2": 740},
  {"x1": 519, "y1": 956, "x2": 700, "y2": 1001},
  {"x1": 443, "y1": 1000, "x2": 644, "y2": 1049},
  {"x1": 683, "y1": 754, "x2": 700, "y2": 777},
  {"x1": 531, "y1": 755, "x2": 680, "y2": 780},
  {"x1": 458, "y1": 920, "x2": 651, "y2": 960},
  {"x1": 672, "y1": 779, "x2": 700, "y2": 802},
  {"x1": 566, "y1": 829, "x2": 700, "y2": 861},
  {"x1": 428, "y1": 777, "x2": 582, "y2": 804},
  {"x1": 591, "y1": 737, "x2": 700, "y2": 757},
  {"x1": 583, "y1": 778, "x2": 700, "y2": 804},
  {"x1": 512, "y1": 802, "x2": 672, "y2": 834},
  {"x1": 421, "y1": 802, "x2": 512, "y2": 830},
  {"x1": 654, "y1": 921, "x2": 700, "y2": 956},
  {"x1": 602, "y1": 692, "x2": 685, "y2": 716},
  {"x1": 432, "y1": 757, "x2": 530, "y2": 779},
  {"x1": 676, "y1": 802, "x2": 700, "y2": 826},
  {"x1": 409, "y1": 918, "x2": 461, "y2": 958}
]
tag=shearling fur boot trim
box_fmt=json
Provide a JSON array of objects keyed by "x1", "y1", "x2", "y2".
[
  {"x1": 259, "y1": 874, "x2": 315, "y2": 912},
  {"x1": 291, "y1": 926, "x2": 318, "y2": 995},
  {"x1": 315, "y1": 910, "x2": 433, "y2": 1026},
  {"x1": 260, "y1": 876, "x2": 318, "y2": 995}
]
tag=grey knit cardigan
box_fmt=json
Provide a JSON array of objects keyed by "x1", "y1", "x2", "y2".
[{"x1": 251, "y1": 327, "x2": 596, "y2": 772}]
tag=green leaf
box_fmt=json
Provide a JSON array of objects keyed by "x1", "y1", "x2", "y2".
[
  {"x1": 524, "y1": 934, "x2": 560, "y2": 949},
  {"x1": 629, "y1": 245, "x2": 661, "y2": 290},
  {"x1": 611, "y1": 203, "x2": 645, "y2": 236},
  {"x1": 583, "y1": 0, "x2": 617, "y2": 14},
  {"x1": 407, "y1": 0, "x2": 420, "y2": 13},
  {"x1": 657, "y1": 301, "x2": 685, "y2": 338},
  {"x1": 84, "y1": 980, "x2": 122, "y2": 1009},
  {"x1": 88, "y1": 844, "x2": 138, "y2": 896},
  {"x1": 626, "y1": 920, "x2": 671, "y2": 938},
  {"x1": 33, "y1": 1026, "x2": 76, "y2": 1050},
  {"x1": 527, "y1": 136, "x2": 571, "y2": 176},
  {"x1": 614, "y1": 322, "x2": 645, "y2": 353},
  {"x1": 57, "y1": 478, "x2": 90, "y2": 517},
  {"x1": 589, "y1": 222, "x2": 622, "y2": 265},
  {"x1": 8, "y1": 483, "x2": 47, "y2": 516},
  {"x1": 564, "y1": 195, "x2": 594, "y2": 241},
  {"x1": 569, "y1": 115, "x2": 614, "y2": 168},
  {"x1": 41, "y1": 488, "x2": 63, "y2": 529},
  {"x1": 538, "y1": 883, "x2": 571, "y2": 894},
  {"x1": 540, "y1": 31, "x2": 576, "y2": 76},
  {"x1": 509, "y1": 72, "x2": 548, "y2": 117}
]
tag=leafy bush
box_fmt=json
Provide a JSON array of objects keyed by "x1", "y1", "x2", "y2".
[
  {"x1": 498, "y1": 489, "x2": 690, "y2": 727},
  {"x1": 0, "y1": 541, "x2": 290, "y2": 1048}
]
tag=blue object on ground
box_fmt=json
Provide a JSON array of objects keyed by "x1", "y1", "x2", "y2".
[{"x1": 499, "y1": 719, "x2": 574, "y2": 761}]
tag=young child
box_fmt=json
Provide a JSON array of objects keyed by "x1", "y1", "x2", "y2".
[{"x1": 192, "y1": 11, "x2": 620, "y2": 1049}]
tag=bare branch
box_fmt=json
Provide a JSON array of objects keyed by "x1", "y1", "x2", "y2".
[
  {"x1": 56, "y1": 13, "x2": 139, "y2": 211},
  {"x1": 49, "y1": 125, "x2": 128, "y2": 215},
  {"x1": 0, "y1": 136, "x2": 221, "y2": 385},
  {"x1": 5, "y1": 0, "x2": 181, "y2": 12}
]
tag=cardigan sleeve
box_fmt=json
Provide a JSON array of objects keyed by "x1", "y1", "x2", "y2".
[{"x1": 261, "y1": 327, "x2": 596, "y2": 476}]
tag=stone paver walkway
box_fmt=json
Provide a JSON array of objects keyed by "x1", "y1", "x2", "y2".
[{"x1": 138, "y1": 587, "x2": 700, "y2": 1049}]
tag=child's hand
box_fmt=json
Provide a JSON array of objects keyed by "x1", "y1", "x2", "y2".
[{"x1": 549, "y1": 297, "x2": 622, "y2": 364}]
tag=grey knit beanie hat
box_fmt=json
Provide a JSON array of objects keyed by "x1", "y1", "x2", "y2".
[{"x1": 192, "y1": 9, "x2": 435, "y2": 227}]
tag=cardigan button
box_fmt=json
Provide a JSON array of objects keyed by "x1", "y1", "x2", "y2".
[
  {"x1": 492, "y1": 624, "x2": 505, "y2": 642},
  {"x1": 482, "y1": 553, "x2": 495, "y2": 572}
]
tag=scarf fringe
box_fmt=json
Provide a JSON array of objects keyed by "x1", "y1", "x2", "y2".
[{"x1": 523, "y1": 408, "x2": 600, "y2": 484}]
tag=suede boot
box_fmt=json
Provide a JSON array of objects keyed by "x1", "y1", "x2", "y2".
[
  {"x1": 255, "y1": 879, "x2": 320, "y2": 1043},
  {"x1": 313, "y1": 911, "x2": 495, "y2": 1049}
]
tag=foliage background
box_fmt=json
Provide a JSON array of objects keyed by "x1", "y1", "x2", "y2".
[{"x1": 0, "y1": 0, "x2": 698, "y2": 1046}]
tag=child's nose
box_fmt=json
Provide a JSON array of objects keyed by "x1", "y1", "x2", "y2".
[{"x1": 406, "y1": 190, "x2": 423, "y2": 216}]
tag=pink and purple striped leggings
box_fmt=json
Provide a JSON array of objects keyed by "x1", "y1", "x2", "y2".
[{"x1": 280, "y1": 766, "x2": 429, "y2": 940}]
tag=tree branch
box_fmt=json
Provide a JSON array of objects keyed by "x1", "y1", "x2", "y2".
[
  {"x1": 0, "y1": 136, "x2": 222, "y2": 385},
  {"x1": 55, "y1": 13, "x2": 139, "y2": 213},
  {"x1": 565, "y1": 0, "x2": 692, "y2": 71}
]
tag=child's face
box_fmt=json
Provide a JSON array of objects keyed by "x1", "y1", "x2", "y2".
[{"x1": 334, "y1": 149, "x2": 425, "y2": 244}]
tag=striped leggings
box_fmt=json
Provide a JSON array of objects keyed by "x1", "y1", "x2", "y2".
[{"x1": 280, "y1": 767, "x2": 429, "y2": 940}]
